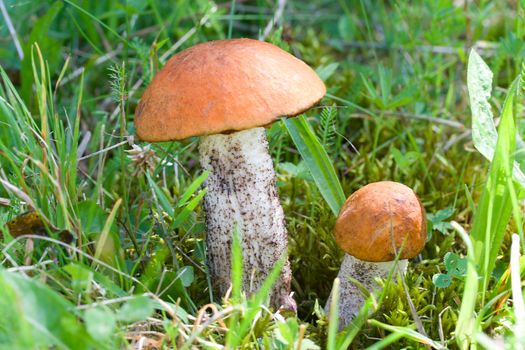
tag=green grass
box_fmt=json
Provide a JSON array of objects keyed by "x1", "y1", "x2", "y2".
[{"x1": 1, "y1": 0, "x2": 525, "y2": 348}]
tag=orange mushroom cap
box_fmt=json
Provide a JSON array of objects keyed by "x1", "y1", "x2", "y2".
[
  {"x1": 334, "y1": 181, "x2": 427, "y2": 262},
  {"x1": 135, "y1": 38, "x2": 326, "y2": 142}
]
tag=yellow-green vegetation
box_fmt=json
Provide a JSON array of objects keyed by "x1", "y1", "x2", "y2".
[{"x1": 0, "y1": 0, "x2": 524, "y2": 349}]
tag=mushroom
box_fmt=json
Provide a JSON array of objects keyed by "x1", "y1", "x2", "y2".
[
  {"x1": 135, "y1": 38, "x2": 326, "y2": 310},
  {"x1": 326, "y1": 181, "x2": 427, "y2": 328}
]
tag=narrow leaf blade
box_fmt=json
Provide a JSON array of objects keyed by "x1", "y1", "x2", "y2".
[{"x1": 283, "y1": 116, "x2": 346, "y2": 215}]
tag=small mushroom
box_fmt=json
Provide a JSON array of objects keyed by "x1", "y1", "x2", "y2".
[
  {"x1": 135, "y1": 39, "x2": 326, "y2": 310},
  {"x1": 326, "y1": 181, "x2": 427, "y2": 328}
]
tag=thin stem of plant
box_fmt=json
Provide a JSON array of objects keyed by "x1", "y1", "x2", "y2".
[{"x1": 0, "y1": 0, "x2": 24, "y2": 60}]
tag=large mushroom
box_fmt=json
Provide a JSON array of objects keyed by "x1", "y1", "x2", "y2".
[
  {"x1": 326, "y1": 181, "x2": 427, "y2": 327},
  {"x1": 135, "y1": 38, "x2": 326, "y2": 310}
]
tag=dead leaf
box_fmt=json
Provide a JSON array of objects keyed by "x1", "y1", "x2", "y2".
[{"x1": 4, "y1": 210, "x2": 74, "y2": 243}]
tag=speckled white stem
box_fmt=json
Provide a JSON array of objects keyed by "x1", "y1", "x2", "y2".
[
  {"x1": 326, "y1": 254, "x2": 408, "y2": 328},
  {"x1": 199, "y1": 127, "x2": 294, "y2": 310}
]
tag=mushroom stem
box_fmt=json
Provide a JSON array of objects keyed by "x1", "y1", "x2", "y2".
[
  {"x1": 198, "y1": 127, "x2": 294, "y2": 310},
  {"x1": 326, "y1": 254, "x2": 408, "y2": 328}
]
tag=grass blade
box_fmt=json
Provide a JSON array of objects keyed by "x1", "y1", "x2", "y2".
[
  {"x1": 224, "y1": 225, "x2": 243, "y2": 347},
  {"x1": 283, "y1": 115, "x2": 346, "y2": 215},
  {"x1": 471, "y1": 76, "x2": 518, "y2": 296},
  {"x1": 368, "y1": 320, "x2": 445, "y2": 349},
  {"x1": 226, "y1": 255, "x2": 285, "y2": 348},
  {"x1": 231, "y1": 225, "x2": 243, "y2": 303},
  {"x1": 93, "y1": 198, "x2": 122, "y2": 263},
  {"x1": 170, "y1": 189, "x2": 206, "y2": 230},
  {"x1": 511, "y1": 234, "x2": 525, "y2": 348},
  {"x1": 336, "y1": 299, "x2": 373, "y2": 349},
  {"x1": 326, "y1": 278, "x2": 340, "y2": 350},
  {"x1": 364, "y1": 332, "x2": 405, "y2": 350},
  {"x1": 455, "y1": 54, "x2": 520, "y2": 349},
  {"x1": 452, "y1": 221, "x2": 479, "y2": 349},
  {"x1": 237, "y1": 257, "x2": 285, "y2": 342},
  {"x1": 176, "y1": 171, "x2": 209, "y2": 207}
]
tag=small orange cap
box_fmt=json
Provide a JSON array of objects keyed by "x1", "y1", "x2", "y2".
[
  {"x1": 135, "y1": 38, "x2": 326, "y2": 141},
  {"x1": 334, "y1": 181, "x2": 427, "y2": 262}
]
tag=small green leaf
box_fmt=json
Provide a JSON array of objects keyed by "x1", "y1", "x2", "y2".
[
  {"x1": 84, "y1": 307, "x2": 116, "y2": 341},
  {"x1": 338, "y1": 16, "x2": 357, "y2": 41},
  {"x1": 274, "y1": 320, "x2": 294, "y2": 345},
  {"x1": 298, "y1": 339, "x2": 321, "y2": 350},
  {"x1": 444, "y1": 252, "x2": 467, "y2": 277},
  {"x1": 116, "y1": 296, "x2": 155, "y2": 323},
  {"x1": 391, "y1": 148, "x2": 420, "y2": 170},
  {"x1": 432, "y1": 273, "x2": 452, "y2": 288},
  {"x1": 444, "y1": 252, "x2": 460, "y2": 271},
  {"x1": 178, "y1": 266, "x2": 194, "y2": 287},
  {"x1": 0, "y1": 269, "x2": 98, "y2": 349},
  {"x1": 316, "y1": 63, "x2": 339, "y2": 81},
  {"x1": 64, "y1": 263, "x2": 94, "y2": 296},
  {"x1": 77, "y1": 200, "x2": 111, "y2": 234},
  {"x1": 279, "y1": 161, "x2": 313, "y2": 181},
  {"x1": 427, "y1": 206, "x2": 454, "y2": 234}
]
